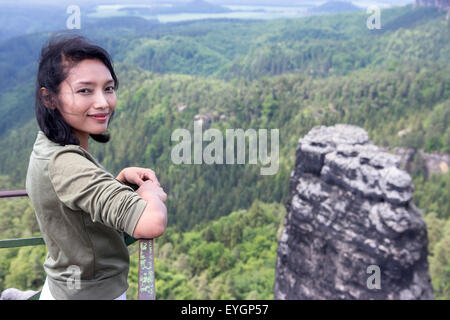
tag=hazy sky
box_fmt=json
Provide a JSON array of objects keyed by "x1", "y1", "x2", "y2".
[{"x1": 1, "y1": 0, "x2": 415, "y2": 7}]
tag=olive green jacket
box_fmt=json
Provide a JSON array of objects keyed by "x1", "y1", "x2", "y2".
[{"x1": 25, "y1": 131, "x2": 147, "y2": 299}]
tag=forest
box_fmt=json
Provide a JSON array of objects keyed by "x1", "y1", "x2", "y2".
[{"x1": 0, "y1": 4, "x2": 449, "y2": 299}]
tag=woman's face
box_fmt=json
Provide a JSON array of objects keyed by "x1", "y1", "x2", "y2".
[{"x1": 56, "y1": 58, "x2": 117, "y2": 142}]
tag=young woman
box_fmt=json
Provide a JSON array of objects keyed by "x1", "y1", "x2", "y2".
[{"x1": 25, "y1": 33, "x2": 167, "y2": 300}]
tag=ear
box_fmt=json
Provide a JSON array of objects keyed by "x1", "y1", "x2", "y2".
[{"x1": 40, "y1": 87, "x2": 56, "y2": 110}]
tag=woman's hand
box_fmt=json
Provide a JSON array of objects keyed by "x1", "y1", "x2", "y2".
[
  {"x1": 136, "y1": 180, "x2": 167, "y2": 204},
  {"x1": 116, "y1": 167, "x2": 161, "y2": 188}
]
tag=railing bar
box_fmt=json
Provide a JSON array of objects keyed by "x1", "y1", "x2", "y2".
[
  {"x1": 28, "y1": 291, "x2": 41, "y2": 300},
  {"x1": 0, "y1": 237, "x2": 45, "y2": 248},
  {"x1": 0, "y1": 190, "x2": 28, "y2": 198}
]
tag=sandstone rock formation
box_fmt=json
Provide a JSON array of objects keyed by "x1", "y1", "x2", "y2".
[
  {"x1": 274, "y1": 124, "x2": 434, "y2": 299},
  {"x1": 194, "y1": 114, "x2": 212, "y2": 128},
  {"x1": 381, "y1": 147, "x2": 449, "y2": 178}
]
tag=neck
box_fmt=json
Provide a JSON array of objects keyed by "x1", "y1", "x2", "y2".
[
  {"x1": 74, "y1": 130, "x2": 89, "y2": 152},
  {"x1": 80, "y1": 141, "x2": 89, "y2": 152}
]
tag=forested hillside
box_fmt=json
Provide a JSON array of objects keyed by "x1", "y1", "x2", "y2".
[{"x1": 0, "y1": 4, "x2": 449, "y2": 299}]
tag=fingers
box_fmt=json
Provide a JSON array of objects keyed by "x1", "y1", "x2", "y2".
[
  {"x1": 135, "y1": 176, "x2": 145, "y2": 187},
  {"x1": 138, "y1": 179, "x2": 167, "y2": 203},
  {"x1": 130, "y1": 168, "x2": 165, "y2": 201},
  {"x1": 144, "y1": 170, "x2": 160, "y2": 186},
  {"x1": 140, "y1": 180, "x2": 167, "y2": 203}
]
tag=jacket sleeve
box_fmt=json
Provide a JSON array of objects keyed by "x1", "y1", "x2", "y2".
[{"x1": 48, "y1": 147, "x2": 147, "y2": 236}]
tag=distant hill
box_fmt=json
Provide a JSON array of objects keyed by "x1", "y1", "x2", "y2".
[
  {"x1": 118, "y1": 0, "x2": 232, "y2": 15},
  {"x1": 309, "y1": 1, "x2": 363, "y2": 14},
  {"x1": 415, "y1": 0, "x2": 450, "y2": 19},
  {"x1": 165, "y1": 0, "x2": 232, "y2": 14}
]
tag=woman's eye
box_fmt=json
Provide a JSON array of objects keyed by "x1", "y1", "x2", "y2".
[
  {"x1": 105, "y1": 86, "x2": 115, "y2": 92},
  {"x1": 77, "y1": 88, "x2": 91, "y2": 94}
]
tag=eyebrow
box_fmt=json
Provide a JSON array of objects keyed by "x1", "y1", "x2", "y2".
[{"x1": 75, "y1": 79, "x2": 115, "y2": 86}]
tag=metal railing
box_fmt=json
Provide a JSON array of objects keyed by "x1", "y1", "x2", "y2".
[{"x1": 0, "y1": 189, "x2": 155, "y2": 300}]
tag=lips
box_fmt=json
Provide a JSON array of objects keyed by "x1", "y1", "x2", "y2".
[
  {"x1": 88, "y1": 113, "x2": 109, "y2": 121},
  {"x1": 88, "y1": 113, "x2": 109, "y2": 117}
]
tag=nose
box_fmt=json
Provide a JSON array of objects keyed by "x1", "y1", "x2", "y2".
[{"x1": 92, "y1": 89, "x2": 110, "y2": 110}]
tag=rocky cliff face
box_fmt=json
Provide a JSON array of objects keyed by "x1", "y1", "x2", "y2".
[
  {"x1": 381, "y1": 147, "x2": 449, "y2": 179},
  {"x1": 274, "y1": 124, "x2": 434, "y2": 300}
]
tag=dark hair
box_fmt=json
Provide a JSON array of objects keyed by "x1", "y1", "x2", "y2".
[{"x1": 35, "y1": 32, "x2": 119, "y2": 146}]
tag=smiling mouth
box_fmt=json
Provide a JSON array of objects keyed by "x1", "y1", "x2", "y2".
[{"x1": 88, "y1": 113, "x2": 109, "y2": 121}]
